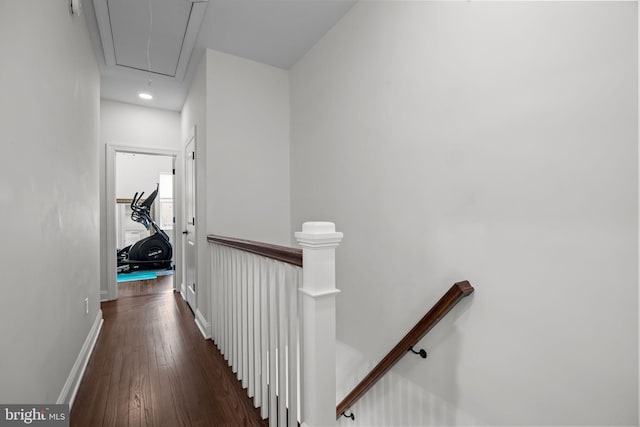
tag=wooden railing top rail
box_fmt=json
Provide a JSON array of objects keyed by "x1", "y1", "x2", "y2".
[
  {"x1": 207, "y1": 234, "x2": 303, "y2": 267},
  {"x1": 336, "y1": 280, "x2": 474, "y2": 419}
]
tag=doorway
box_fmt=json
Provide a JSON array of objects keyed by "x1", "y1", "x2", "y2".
[{"x1": 106, "y1": 145, "x2": 181, "y2": 301}]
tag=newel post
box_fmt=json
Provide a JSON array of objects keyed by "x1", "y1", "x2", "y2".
[{"x1": 295, "y1": 222, "x2": 343, "y2": 427}]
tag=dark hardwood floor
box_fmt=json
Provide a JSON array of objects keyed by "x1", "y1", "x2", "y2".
[
  {"x1": 71, "y1": 276, "x2": 268, "y2": 427},
  {"x1": 116, "y1": 274, "x2": 175, "y2": 298}
]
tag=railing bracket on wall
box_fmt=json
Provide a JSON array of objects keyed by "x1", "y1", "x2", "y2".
[
  {"x1": 409, "y1": 346, "x2": 428, "y2": 359},
  {"x1": 342, "y1": 411, "x2": 355, "y2": 421}
]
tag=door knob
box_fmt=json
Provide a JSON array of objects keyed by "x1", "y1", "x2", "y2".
[{"x1": 182, "y1": 230, "x2": 188, "y2": 235}]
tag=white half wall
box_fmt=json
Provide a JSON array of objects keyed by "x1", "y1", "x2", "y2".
[
  {"x1": 0, "y1": 1, "x2": 101, "y2": 403},
  {"x1": 291, "y1": 2, "x2": 638, "y2": 425}
]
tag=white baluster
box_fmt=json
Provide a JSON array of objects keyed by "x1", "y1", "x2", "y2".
[
  {"x1": 238, "y1": 250, "x2": 245, "y2": 384},
  {"x1": 225, "y1": 246, "x2": 232, "y2": 365},
  {"x1": 253, "y1": 255, "x2": 261, "y2": 408},
  {"x1": 268, "y1": 261, "x2": 278, "y2": 427},
  {"x1": 277, "y1": 265, "x2": 287, "y2": 426},
  {"x1": 233, "y1": 247, "x2": 238, "y2": 372},
  {"x1": 241, "y1": 251, "x2": 249, "y2": 388},
  {"x1": 218, "y1": 246, "x2": 223, "y2": 351},
  {"x1": 211, "y1": 245, "x2": 217, "y2": 345},
  {"x1": 218, "y1": 245, "x2": 223, "y2": 346},
  {"x1": 211, "y1": 244, "x2": 221, "y2": 348},
  {"x1": 260, "y1": 256, "x2": 270, "y2": 420},
  {"x1": 287, "y1": 263, "x2": 300, "y2": 426},
  {"x1": 247, "y1": 254, "x2": 255, "y2": 399},
  {"x1": 222, "y1": 246, "x2": 229, "y2": 361},
  {"x1": 235, "y1": 249, "x2": 242, "y2": 378}
]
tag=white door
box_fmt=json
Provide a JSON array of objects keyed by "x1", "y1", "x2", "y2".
[{"x1": 184, "y1": 137, "x2": 196, "y2": 311}]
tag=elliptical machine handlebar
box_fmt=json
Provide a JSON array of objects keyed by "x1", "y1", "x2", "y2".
[
  {"x1": 130, "y1": 191, "x2": 149, "y2": 228},
  {"x1": 129, "y1": 184, "x2": 160, "y2": 228},
  {"x1": 128, "y1": 184, "x2": 170, "y2": 242}
]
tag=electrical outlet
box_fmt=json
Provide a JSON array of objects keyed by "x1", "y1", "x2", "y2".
[{"x1": 85, "y1": 298, "x2": 89, "y2": 315}]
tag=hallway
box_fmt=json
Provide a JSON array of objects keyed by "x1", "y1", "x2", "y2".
[{"x1": 71, "y1": 277, "x2": 267, "y2": 426}]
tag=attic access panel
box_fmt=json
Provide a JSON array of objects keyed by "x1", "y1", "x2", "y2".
[{"x1": 94, "y1": 0, "x2": 208, "y2": 79}]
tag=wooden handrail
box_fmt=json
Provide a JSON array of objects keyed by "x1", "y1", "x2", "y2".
[
  {"x1": 207, "y1": 234, "x2": 303, "y2": 267},
  {"x1": 336, "y1": 281, "x2": 474, "y2": 419}
]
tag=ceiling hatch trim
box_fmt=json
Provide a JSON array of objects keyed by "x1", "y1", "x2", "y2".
[{"x1": 93, "y1": 0, "x2": 208, "y2": 81}]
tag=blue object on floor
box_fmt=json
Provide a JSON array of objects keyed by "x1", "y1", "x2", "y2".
[
  {"x1": 155, "y1": 269, "x2": 174, "y2": 277},
  {"x1": 117, "y1": 271, "x2": 157, "y2": 283}
]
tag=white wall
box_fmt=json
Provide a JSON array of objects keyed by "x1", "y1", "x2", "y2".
[
  {"x1": 115, "y1": 152, "x2": 173, "y2": 200},
  {"x1": 206, "y1": 49, "x2": 291, "y2": 246},
  {"x1": 181, "y1": 49, "x2": 291, "y2": 336},
  {"x1": 99, "y1": 100, "x2": 181, "y2": 298},
  {"x1": 101, "y1": 100, "x2": 181, "y2": 150},
  {"x1": 0, "y1": 0, "x2": 101, "y2": 403},
  {"x1": 290, "y1": 2, "x2": 638, "y2": 426},
  {"x1": 181, "y1": 52, "x2": 207, "y2": 326}
]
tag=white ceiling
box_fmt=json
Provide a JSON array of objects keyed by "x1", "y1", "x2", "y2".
[{"x1": 84, "y1": 0, "x2": 357, "y2": 111}]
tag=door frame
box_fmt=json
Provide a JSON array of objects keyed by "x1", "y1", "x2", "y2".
[{"x1": 106, "y1": 143, "x2": 181, "y2": 301}]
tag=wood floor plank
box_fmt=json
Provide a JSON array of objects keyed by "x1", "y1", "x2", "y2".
[
  {"x1": 71, "y1": 276, "x2": 268, "y2": 427},
  {"x1": 128, "y1": 348, "x2": 142, "y2": 427},
  {"x1": 102, "y1": 332, "x2": 123, "y2": 426}
]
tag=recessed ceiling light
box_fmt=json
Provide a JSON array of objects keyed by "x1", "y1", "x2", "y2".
[{"x1": 138, "y1": 93, "x2": 153, "y2": 100}]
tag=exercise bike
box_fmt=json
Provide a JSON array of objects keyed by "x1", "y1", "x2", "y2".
[{"x1": 117, "y1": 184, "x2": 173, "y2": 273}]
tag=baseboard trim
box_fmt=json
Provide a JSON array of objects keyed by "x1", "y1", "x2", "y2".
[
  {"x1": 100, "y1": 290, "x2": 109, "y2": 302},
  {"x1": 195, "y1": 309, "x2": 211, "y2": 339},
  {"x1": 57, "y1": 310, "x2": 103, "y2": 409},
  {"x1": 180, "y1": 282, "x2": 186, "y2": 300}
]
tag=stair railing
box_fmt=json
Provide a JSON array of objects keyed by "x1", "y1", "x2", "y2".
[
  {"x1": 207, "y1": 221, "x2": 343, "y2": 427},
  {"x1": 336, "y1": 281, "x2": 475, "y2": 420},
  {"x1": 208, "y1": 223, "x2": 473, "y2": 426}
]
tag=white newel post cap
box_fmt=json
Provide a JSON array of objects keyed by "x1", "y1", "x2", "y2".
[
  {"x1": 295, "y1": 222, "x2": 343, "y2": 247},
  {"x1": 295, "y1": 222, "x2": 343, "y2": 298}
]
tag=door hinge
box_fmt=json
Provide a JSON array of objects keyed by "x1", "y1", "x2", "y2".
[
  {"x1": 192, "y1": 152, "x2": 195, "y2": 160},
  {"x1": 172, "y1": 168, "x2": 175, "y2": 175},
  {"x1": 192, "y1": 217, "x2": 195, "y2": 226},
  {"x1": 172, "y1": 216, "x2": 176, "y2": 224}
]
